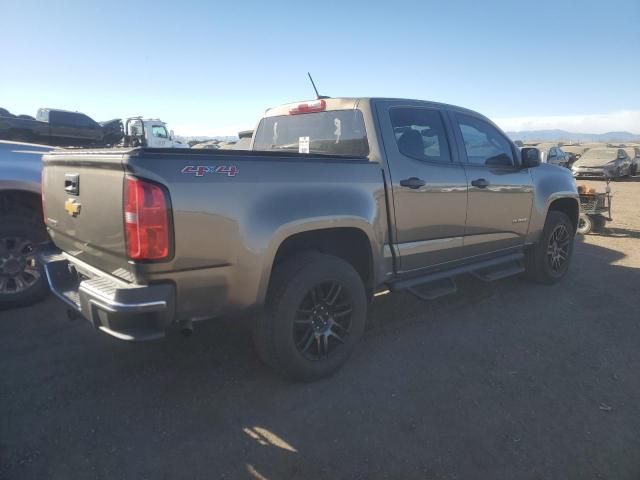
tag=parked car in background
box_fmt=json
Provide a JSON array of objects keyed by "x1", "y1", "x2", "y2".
[
  {"x1": 0, "y1": 108, "x2": 123, "y2": 147},
  {"x1": 40, "y1": 97, "x2": 579, "y2": 380},
  {"x1": 191, "y1": 140, "x2": 220, "y2": 149},
  {"x1": 122, "y1": 117, "x2": 189, "y2": 149},
  {"x1": 623, "y1": 146, "x2": 639, "y2": 176},
  {"x1": 572, "y1": 148, "x2": 633, "y2": 180},
  {"x1": 530, "y1": 143, "x2": 572, "y2": 167},
  {"x1": 0, "y1": 140, "x2": 53, "y2": 306},
  {"x1": 232, "y1": 130, "x2": 253, "y2": 150}
]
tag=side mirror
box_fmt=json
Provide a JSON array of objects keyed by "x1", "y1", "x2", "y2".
[{"x1": 521, "y1": 147, "x2": 541, "y2": 168}]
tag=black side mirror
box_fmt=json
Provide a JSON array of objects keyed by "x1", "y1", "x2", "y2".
[{"x1": 521, "y1": 147, "x2": 541, "y2": 168}]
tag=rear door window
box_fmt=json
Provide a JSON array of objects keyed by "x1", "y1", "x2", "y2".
[
  {"x1": 49, "y1": 111, "x2": 76, "y2": 126},
  {"x1": 253, "y1": 110, "x2": 369, "y2": 157},
  {"x1": 389, "y1": 107, "x2": 451, "y2": 163}
]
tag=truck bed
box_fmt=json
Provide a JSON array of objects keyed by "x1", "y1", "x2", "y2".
[{"x1": 42, "y1": 147, "x2": 388, "y2": 321}]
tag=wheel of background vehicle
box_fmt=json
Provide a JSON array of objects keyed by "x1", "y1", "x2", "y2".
[
  {"x1": 524, "y1": 211, "x2": 575, "y2": 284},
  {"x1": 612, "y1": 168, "x2": 622, "y2": 181},
  {"x1": 0, "y1": 214, "x2": 49, "y2": 307},
  {"x1": 576, "y1": 213, "x2": 592, "y2": 235},
  {"x1": 253, "y1": 252, "x2": 367, "y2": 381},
  {"x1": 591, "y1": 215, "x2": 607, "y2": 233},
  {"x1": 630, "y1": 163, "x2": 638, "y2": 176}
]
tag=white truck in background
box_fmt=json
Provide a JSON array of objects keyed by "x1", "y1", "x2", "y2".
[{"x1": 123, "y1": 117, "x2": 190, "y2": 148}]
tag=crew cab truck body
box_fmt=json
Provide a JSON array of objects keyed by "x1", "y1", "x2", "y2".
[
  {"x1": 40, "y1": 98, "x2": 579, "y2": 380},
  {"x1": 0, "y1": 108, "x2": 122, "y2": 147}
]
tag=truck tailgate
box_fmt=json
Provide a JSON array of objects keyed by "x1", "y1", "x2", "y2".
[{"x1": 42, "y1": 150, "x2": 132, "y2": 279}]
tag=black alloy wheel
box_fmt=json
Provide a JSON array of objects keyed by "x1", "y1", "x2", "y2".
[
  {"x1": 293, "y1": 281, "x2": 353, "y2": 361},
  {"x1": 546, "y1": 224, "x2": 571, "y2": 273}
]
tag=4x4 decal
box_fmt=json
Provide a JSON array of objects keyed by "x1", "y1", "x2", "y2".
[{"x1": 181, "y1": 165, "x2": 238, "y2": 177}]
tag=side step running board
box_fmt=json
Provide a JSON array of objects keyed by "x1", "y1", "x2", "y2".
[
  {"x1": 471, "y1": 260, "x2": 524, "y2": 282},
  {"x1": 388, "y1": 252, "x2": 525, "y2": 301}
]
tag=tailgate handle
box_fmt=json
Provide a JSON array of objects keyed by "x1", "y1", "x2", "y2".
[{"x1": 64, "y1": 174, "x2": 80, "y2": 196}]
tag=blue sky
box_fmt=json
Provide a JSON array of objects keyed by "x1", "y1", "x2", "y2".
[{"x1": 3, "y1": 0, "x2": 639, "y2": 136}]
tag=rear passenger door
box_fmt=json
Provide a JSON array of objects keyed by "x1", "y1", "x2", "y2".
[
  {"x1": 377, "y1": 102, "x2": 468, "y2": 273},
  {"x1": 450, "y1": 112, "x2": 534, "y2": 257}
]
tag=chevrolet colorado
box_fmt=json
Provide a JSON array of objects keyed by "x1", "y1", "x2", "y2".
[{"x1": 40, "y1": 97, "x2": 579, "y2": 380}]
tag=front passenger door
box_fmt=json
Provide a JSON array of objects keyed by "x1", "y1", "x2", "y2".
[{"x1": 451, "y1": 112, "x2": 534, "y2": 258}]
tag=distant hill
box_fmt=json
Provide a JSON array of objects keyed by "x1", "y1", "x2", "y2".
[{"x1": 506, "y1": 130, "x2": 640, "y2": 143}]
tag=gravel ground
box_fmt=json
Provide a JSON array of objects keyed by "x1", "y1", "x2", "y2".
[{"x1": 1, "y1": 178, "x2": 639, "y2": 480}]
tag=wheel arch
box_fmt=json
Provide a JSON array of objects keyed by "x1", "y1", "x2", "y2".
[
  {"x1": 258, "y1": 222, "x2": 378, "y2": 305},
  {"x1": 547, "y1": 196, "x2": 579, "y2": 233},
  {"x1": 0, "y1": 189, "x2": 43, "y2": 219}
]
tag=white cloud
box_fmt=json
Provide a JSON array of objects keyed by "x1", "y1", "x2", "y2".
[{"x1": 493, "y1": 110, "x2": 640, "y2": 134}]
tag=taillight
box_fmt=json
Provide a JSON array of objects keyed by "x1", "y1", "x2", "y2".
[
  {"x1": 124, "y1": 176, "x2": 171, "y2": 260},
  {"x1": 289, "y1": 99, "x2": 326, "y2": 115}
]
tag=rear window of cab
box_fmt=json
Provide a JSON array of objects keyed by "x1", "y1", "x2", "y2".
[{"x1": 253, "y1": 110, "x2": 369, "y2": 157}]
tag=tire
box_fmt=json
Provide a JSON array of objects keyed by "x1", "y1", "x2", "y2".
[
  {"x1": 253, "y1": 252, "x2": 367, "y2": 381},
  {"x1": 630, "y1": 163, "x2": 638, "y2": 177},
  {"x1": 524, "y1": 211, "x2": 575, "y2": 285},
  {"x1": 591, "y1": 215, "x2": 607, "y2": 233},
  {"x1": 0, "y1": 214, "x2": 49, "y2": 307},
  {"x1": 577, "y1": 213, "x2": 592, "y2": 235}
]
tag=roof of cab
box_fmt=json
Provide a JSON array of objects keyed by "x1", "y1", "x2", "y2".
[{"x1": 263, "y1": 97, "x2": 488, "y2": 120}]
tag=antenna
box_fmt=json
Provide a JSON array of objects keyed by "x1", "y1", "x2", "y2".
[{"x1": 307, "y1": 72, "x2": 330, "y2": 100}]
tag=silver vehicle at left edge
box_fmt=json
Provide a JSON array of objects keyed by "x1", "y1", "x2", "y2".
[{"x1": 0, "y1": 140, "x2": 52, "y2": 305}]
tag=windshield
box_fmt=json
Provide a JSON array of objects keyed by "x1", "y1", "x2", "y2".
[
  {"x1": 253, "y1": 109, "x2": 369, "y2": 157},
  {"x1": 575, "y1": 148, "x2": 622, "y2": 166}
]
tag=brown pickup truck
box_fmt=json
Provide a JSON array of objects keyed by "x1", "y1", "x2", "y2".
[{"x1": 40, "y1": 97, "x2": 579, "y2": 380}]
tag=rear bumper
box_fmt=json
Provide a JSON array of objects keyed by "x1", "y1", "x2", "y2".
[{"x1": 40, "y1": 250, "x2": 175, "y2": 341}]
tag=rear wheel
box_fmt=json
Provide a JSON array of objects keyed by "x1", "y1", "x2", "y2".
[
  {"x1": 525, "y1": 211, "x2": 575, "y2": 284},
  {"x1": 0, "y1": 215, "x2": 49, "y2": 307},
  {"x1": 253, "y1": 252, "x2": 367, "y2": 381}
]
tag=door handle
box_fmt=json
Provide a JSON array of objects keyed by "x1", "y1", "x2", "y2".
[
  {"x1": 400, "y1": 177, "x2": 426, "y2": 189},
  {"x1": 471, "y1": 178, "x2": 490, "y2": 188}
]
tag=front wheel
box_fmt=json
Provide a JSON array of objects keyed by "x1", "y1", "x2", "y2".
[
  {"x1": 253, "y1": 252, "x2": 367, "y2": 381},
  {"x1": 525, "y1": 211, "x2": 575, "y2": 284}
]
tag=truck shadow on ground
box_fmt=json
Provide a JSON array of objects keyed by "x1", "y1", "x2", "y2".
[
  {"x1": 2, "y1": 240, "x2": 640, "y2": 479},
  {"x1": 588, "y1": 227, "x2": 640, "y2": 240}
]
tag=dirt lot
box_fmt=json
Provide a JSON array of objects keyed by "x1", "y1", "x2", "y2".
[{"x1": 1, "y1": 178, "x2": 639, "y2": 480}]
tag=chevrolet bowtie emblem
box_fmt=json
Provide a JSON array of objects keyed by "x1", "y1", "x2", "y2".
[{"x1": 64, "y1": 198, "x2": 81, "y2": 217}]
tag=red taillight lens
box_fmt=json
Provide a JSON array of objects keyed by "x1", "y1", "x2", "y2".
[
  {"x1": 124, "y1": 177, "x2": 170, "y2": 260},
  {"x1": 289, "y1": 99, "x2": 326, "y2": 115}
]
